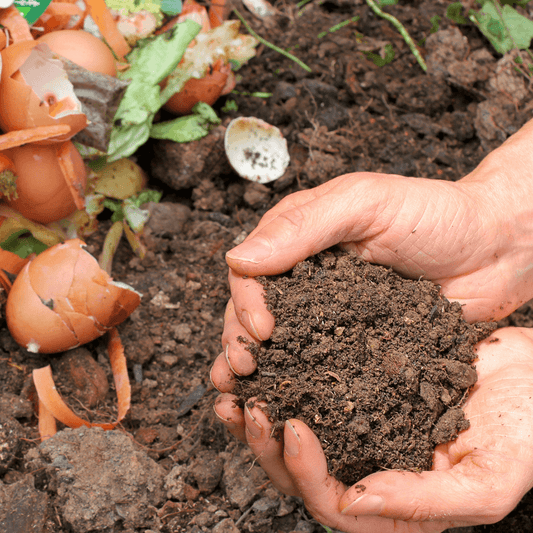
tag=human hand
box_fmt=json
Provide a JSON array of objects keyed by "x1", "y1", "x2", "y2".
[
  {"x1": 214, "y1": 327, "x2": 533, "y2": 532},
  {"x1": 211, "y1": 119, "x2": 533, "y2": 388}
]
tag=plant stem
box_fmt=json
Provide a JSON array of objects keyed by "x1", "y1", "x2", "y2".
[
  {"x1": 365, "y1": 0, "x2": 427, "y2": 72},
  {"x1": 232, "y1": 8, "x2": 312, "y2": 73}
]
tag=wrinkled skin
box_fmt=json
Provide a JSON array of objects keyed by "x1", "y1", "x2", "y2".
[{"x1": 211, "y1": 119, "x2": 533, "y2": 531}]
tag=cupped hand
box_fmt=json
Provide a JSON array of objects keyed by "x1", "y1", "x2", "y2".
[
  {"x1": 212, "y1": 118, "x2": 533, "y2": 389},
  {"x1": 214, "y1": 327, "x2": 533, "y2": 532}
]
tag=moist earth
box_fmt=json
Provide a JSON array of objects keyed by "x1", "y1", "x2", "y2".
[
  {"x1": 1, "y1": 1, "x2": 533, "y2": 532},
  {"x1": 237, "y1": 251, "x2": 496, "y2": 486}
]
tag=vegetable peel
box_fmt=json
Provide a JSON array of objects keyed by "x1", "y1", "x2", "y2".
[{"x1": 34, "y1": 326, "x2": 131, "y2": 440}]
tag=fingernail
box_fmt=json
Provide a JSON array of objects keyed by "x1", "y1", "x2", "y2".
[
  {"x1": 284, "y1": 420, "x2": 300, "y2": 457},
  {"x1": 213, "y1": 401, "x2": 229, "y2": 423},
  {"x1": 224, "y1": 344, "x2": 242, "y2": 376},
  {"x1": 210, "y1": 362, "x2": 234, "y2": 393},
  {"x1": 244, "y1": 404, "x2": 263, "y2": 439},
  {"x1": 241, "y1": 310, "x2": 262, "y2": 340},
  {"x1": 226, "y1": 238, "x2": 273, "y2": 264},
  {"x1": 340, "y1": 494, "x2": 385, "y2": 516}
]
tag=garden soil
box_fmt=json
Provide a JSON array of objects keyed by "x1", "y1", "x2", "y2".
[
  {"x1": 2, "y1": 1, "x2": 533, "y2": 532},
  {"x1": 236, "y1": 252, "x2": 496, "y2": 486}
]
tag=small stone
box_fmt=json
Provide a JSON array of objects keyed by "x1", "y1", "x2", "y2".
[
  {"x1": 54, "y1": 348, "x2": 109, "y2": 408},
  {"x1": 160, "y1": 355, "x2": 178, "y2": 367},
  {"x1": 37, "y1": 427, "x2": 164, "y2": 532},
  {"x1": 212, "y1": 518, "x2": 240, "y2": 533}
]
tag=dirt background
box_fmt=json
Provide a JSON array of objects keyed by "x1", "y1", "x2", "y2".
[{"x1": 2, "y1": 1, "x2": 533, "y2": 532}]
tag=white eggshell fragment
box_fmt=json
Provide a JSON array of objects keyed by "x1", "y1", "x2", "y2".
[{"x1": 224, "y1": 117, "x2": 290, "y2": 184}]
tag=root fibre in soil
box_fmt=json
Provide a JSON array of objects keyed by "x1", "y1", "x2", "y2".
[{"x1": 237, "y1": 250, "x2": 496, "y2": 485}]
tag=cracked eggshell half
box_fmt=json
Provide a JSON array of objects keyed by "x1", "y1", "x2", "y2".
[
  {"x1": 224, "y1": 117, "x2": 290, "y2": 184},
  {"x1": 6, "y1": 239, "x2": 141, "y2": 354},
  {"x1": 0, "y1": 41, "x2": 87, "y2": 143}
]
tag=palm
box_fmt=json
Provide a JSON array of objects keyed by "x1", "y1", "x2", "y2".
[{"x1": 217, "y1": 328, "x2": 533, "y2": 533}]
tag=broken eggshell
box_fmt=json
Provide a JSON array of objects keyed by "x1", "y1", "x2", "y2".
[
  {"x1": 224, "y1": 117, "x2": 290, "y2": 184},
  {"x1": 0, "y1": 41, "x2": 87, "y2": 143},
  {"x1": 4, "y1": 141, "x2": 87, "y2": 224},
  {"x1": 6, "y1": 239, "x2": 141, "y2": 354}
]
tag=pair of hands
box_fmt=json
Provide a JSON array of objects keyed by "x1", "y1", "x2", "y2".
[{"x1": 211, "y1": 122, "x2": 533, "y2": 531}]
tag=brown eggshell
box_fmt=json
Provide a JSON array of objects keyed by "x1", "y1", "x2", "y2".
[
  {"x1": 52, "y1": 300, "x2": 107, "y2": 345},
  {"x1": 0, "y1": 41, "x2": 87, "y2": 142},
  {"x1": 163, "y1": 62, "x2": 229, "y2": 116},
  {"x1": 37, "y1": 30, "x2": 117, "y2": 77},
  {"x1": 6, "y1": 262, "x2": 78, "y2": 353},
  {"x1": 6, "y1": 239, "x2": 141, "y2": 354},
  {"x1": 5, "y1": 142, "x2": 87, "y2": 224}
]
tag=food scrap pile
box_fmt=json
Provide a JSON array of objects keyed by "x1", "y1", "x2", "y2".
[{"x1": 0, "y1": 0, "x2": 258, "y2": 440}]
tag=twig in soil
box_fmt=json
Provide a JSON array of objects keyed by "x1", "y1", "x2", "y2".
[
  {"x1": 232, "y1": 7, "x2": 313, "y2": 73},
  {"x1": 365, "y1": 0, "x2": 427, "y2": 73},
  {"x1": 235, "y1": 504, "x2": 255, "y2": 526}
]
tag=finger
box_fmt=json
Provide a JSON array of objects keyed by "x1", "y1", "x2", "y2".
[
  {"x1": 338, "y1": 451, "x2": 523, "y2": 526},
  {"x1": 282, "y1": 419, "x2": 360, "y2": 531},
  {"x1": 210, "y1": 352, "x2": 236, "y2": 393},
  {"x1": 244, "y1": 402, "x2": 300, "y2": 496},
  {"x1": 221, "y1": 298, "x2": 261, "y2": 376},
  {"x1": 228, "y1": 271, "x2": 275, "y2": 342},
  {"x1": 213, "y1": 393, "x2": 246, "y2": 443},
  {"x1": 283, "y1": 420, "x2": 445, "y2": 533},
  {"x1": 225, "y1": 173, "x2": 398, "y2": 276}
]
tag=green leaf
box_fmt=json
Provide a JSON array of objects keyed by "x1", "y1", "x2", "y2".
[
  {"x1": 364, "y1": 43, "x2": 395, "y2": 67},
  {"x1": 221, "y1": 99, "x2": 239, "y2": 112},
  {"x1": 429, "y1": 14, "x2": 441, "y2": 33},
  {"x1": 0, "y1": 229, "x2": 48, "y2": 258},
  {"x1": 446, "y1": 2, "x2": 468, "y2": 24},
  {"x1": 107, "y1": 20, "x2": 201, "y2": 162},
  {"x1": 499, "y1": 0, "x2": 530, "y2": 6},
  {"x1": 132, "y1": 189, "x2": 163, "y2": 207},
  {"x1": 150, "y1": 102, "x2": 221, "y2": 143},
  {"x1": 161, "y1": 0, "x2": 182, "y2": 15},
  {"x1": 475, "y1": 2, "x2": 533, "y2": 53}
]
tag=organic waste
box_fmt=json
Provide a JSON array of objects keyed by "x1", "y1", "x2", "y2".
[{"x1": 0, "y1": 0, "x2": 257, "y2": 441}]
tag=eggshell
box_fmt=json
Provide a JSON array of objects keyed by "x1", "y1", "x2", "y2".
[
  {"x1": 37, "y1": 30, "x2": 117, "y2": 77},
  {"x1": 6, "y1": 262, "x2": 79, "y2": 354},
  {"x1": 163, "y1": 68, "x2": 229, "y2": 115},
  {"x1": 6, "y1": 239, "x2": 142, "y2": 353},
  {"x1": 0, "y1": 41, "x2": 87, "y2": 142},
  {"x1": 224, "y1": 117, "x2": 290, "y2": 183},
  {"x1": 5, "y1": 141, "x2": 87, "y2": 224}
]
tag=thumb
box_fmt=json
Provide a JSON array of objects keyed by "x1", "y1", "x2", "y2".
[
  {"x1": 338, "y1": 451, "x2": 522, "y2": 525},
  {"x1": 226, "y1": 173, "x2": 399, "y2": 276}
]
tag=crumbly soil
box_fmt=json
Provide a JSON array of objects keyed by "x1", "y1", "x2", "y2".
[
  {"x1": 2, "y1": 1, "x2": 533, "y2": 532},
  {"x1": 237, "y1": 251, "x2": 496, "y2": 486}
]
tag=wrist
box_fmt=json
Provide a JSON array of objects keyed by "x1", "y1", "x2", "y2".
[{"x1": 460, "y1": 120, "x2": 533, "y2": 310}]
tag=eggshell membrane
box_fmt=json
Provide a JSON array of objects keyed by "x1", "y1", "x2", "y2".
[
  {"x1": 37, "y1": 30, "x2": 117, "y2": 77},
  {"x1": 0, "y1": 41, "x2": 87, "y2": 142},
  {"x1": 6, "y1": 262, "x2": 78, "y2": 353},
  {"x1": 5, "y1": 142, "x2": 87, "y2": 224}
]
